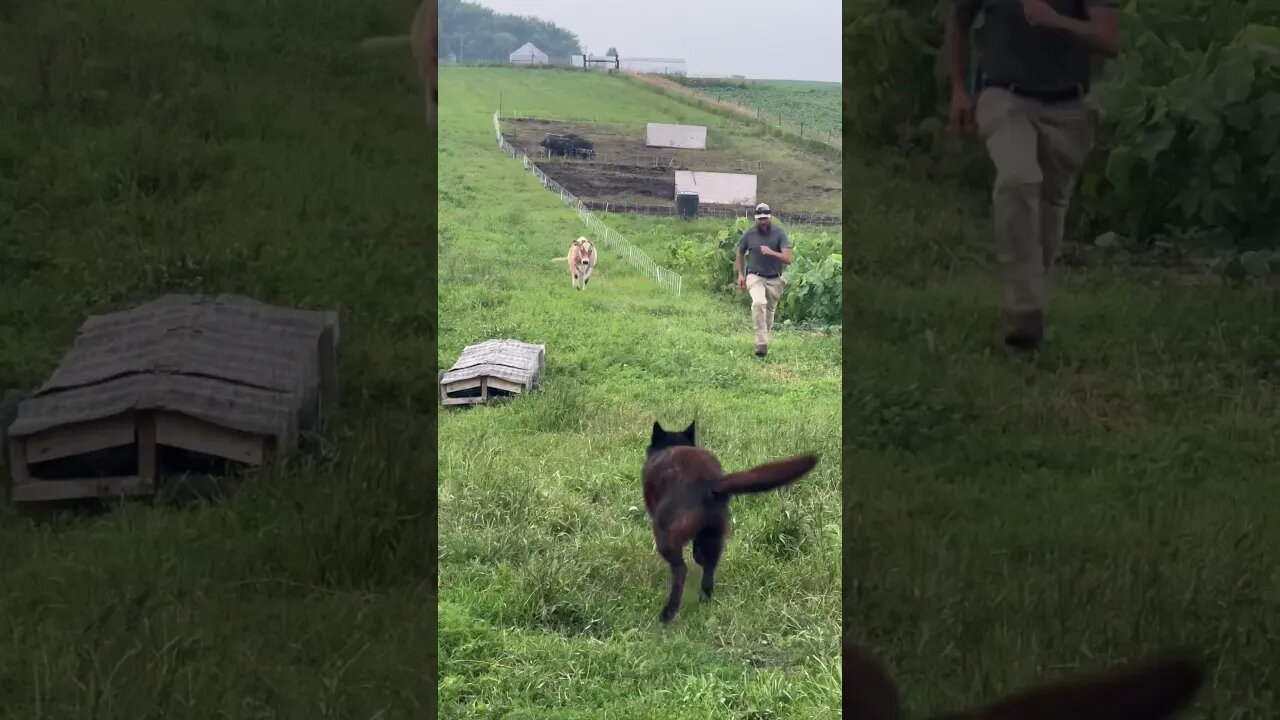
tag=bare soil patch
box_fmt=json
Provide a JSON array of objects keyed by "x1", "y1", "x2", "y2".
[{"x1": 502, "y1": 118, "x2": 841, "y2": 216}]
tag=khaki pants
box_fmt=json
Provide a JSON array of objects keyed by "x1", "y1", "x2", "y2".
[
  {"x1": 975, "y1": 87, "x2": 1101, "y2": 314},
  {"x1": 746, "y1": 274, "x2": 785, "y2": 347}
]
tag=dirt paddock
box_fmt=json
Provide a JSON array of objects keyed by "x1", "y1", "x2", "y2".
[{"x1": 502, "y1": 118, "x2": 842, "y2": 217}]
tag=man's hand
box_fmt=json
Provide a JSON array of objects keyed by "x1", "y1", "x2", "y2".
[
  {"x1": 949, "y1": 89, "x2": 975, "y2": 133},
  {"x1": 1022, "y1": 0, "x2": 1063, "y2": 28},
  {"x1": 737, "y1": 274, "x2": 747, "y2": 289},
  {"x1": 759, "y1": 246, "x2": 777, "y2": 257}
]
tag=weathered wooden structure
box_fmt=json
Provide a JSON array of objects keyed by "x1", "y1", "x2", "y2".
[
  {"x1": 439, "y1": 339, "x2": 544, "y2": 406},
  {"x1": 4, "y1": 294, "x2": 339, "y2": 503}
]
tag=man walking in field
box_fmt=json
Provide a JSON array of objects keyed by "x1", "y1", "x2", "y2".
[
  {"x1": 735, "y1": 203, "x2": 792, "y2": 358},
  {"x1": 947, "y1": 0, "x2": 1121, "y2": 350}
]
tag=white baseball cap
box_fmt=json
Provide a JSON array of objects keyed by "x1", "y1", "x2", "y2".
[{"x1": 754, "y1": 203, "x2": 771, "y2": 219}]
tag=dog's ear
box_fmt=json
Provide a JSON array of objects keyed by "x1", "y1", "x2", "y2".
[
  {"x1": 845, "y1": 644, "x2": 902, "y2": 720},
  {"x1": 651, "y1": 421, "x2": 665, "y2": 442},
  {"x1": 572, "y1": 239, "x2": 581, "y2": 246},
  {"x1": 683, "y1": 420, "x2": 695, "y2": 443},
  {"x1": 933, "y1": 655, "x2": 1205, "y2": 720}
]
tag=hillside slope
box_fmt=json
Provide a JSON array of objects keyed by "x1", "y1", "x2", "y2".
[
  {"x1": 1, "y1": 0, "x2": 439, "y2": 716},
  {"x1": 437, "y1": 67, "x2": 841, "y2": 718},
  {"x1": 843, "y1": 129, "x2": 1280, "y2": 717}
]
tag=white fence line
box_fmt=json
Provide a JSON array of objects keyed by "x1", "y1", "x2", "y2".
[{"x1": 493, "y1": 111, "x2": 683, "y2": 297}]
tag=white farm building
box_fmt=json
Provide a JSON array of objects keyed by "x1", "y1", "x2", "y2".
[{"x1": 509, "y1": 42, "x2": 549, "y2": 65}]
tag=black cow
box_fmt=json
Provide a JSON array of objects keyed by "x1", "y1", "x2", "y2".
[{"x1": 539, "y1": 133, "x2": 596, "y2": 158}]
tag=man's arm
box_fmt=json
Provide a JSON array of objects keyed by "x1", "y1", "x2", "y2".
[
  {"x1": 761, "y1": 233, "x2": 794, "y2": 265},
  {"x1": 776, "y1": 233, "x2": 793, "y2": 265},
  {"x1": 736, "y1": 233, "x2": 748, "y2": 281},
  {"x1": 1024, "y1": 0, "x2": 1122, "y2": 58}
]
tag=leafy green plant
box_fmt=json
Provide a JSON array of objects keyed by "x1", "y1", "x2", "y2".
[
  {"x1": 779, "y1": 250, "x2": 842, "y2": 325},
  {"x1": 844, "y1": 0, "x2": 1280, "y2": 253},
  {"x1": 843, "y1": 0, "x2": 946, "y2": 145},
  {"x1": 1079, "y1": 21, "x2": 1280, "y2": 244},
  {"x1": 665, "y1": 218, "x2": 842, "y2": 326}
]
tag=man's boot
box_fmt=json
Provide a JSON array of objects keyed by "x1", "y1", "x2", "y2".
[
  {"x1": 755, "y1": 344, "x2": 768, "y2": 358},
  {"x1": 1004, "y1": 309, "x2": 1044, "y2": 351}
]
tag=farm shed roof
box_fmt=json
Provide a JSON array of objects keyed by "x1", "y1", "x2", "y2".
[
  {"x1": 673, "y1": 170, "x2": 758, "y2": 206},
  {"x1": 510, "y1": 42, "x2": 547, "y2": 59},
  {"x1": 7, "y1": 293, "x2": 339, "y2": 445},
  {"x1": 440, "y1": 339, "x2": 545, "y2": 389},
  {"x1": 645, "y1": 123, "x2": 707, "y2": 150}
]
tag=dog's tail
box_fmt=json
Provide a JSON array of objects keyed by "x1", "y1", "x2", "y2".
[
  {"x1": 358, "y1": 35, "x2": 411, "y2": 50},
  {"x1": 715, "y1": 454, "x2": 818, "y2": 495},
  {"x1": 548, "y1": 257, "x2": 569, "y2": 262},
  {"x1": 953, "y1": 654, "x2": 1205, "y2": 720}
]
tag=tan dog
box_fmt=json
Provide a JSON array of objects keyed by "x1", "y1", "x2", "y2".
[
  {"x1": 565, "y1": 237, "x2": 597, "y2": 290},
  {"x1": 358, "y1": 0, "x2": 436, "y2": 128},
  {"x1": 845, "y1": 642, "x2": 1205, "y2": 720}
]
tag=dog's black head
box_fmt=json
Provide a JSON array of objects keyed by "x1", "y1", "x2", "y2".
[{"x1": 648, "y1": 420, "x2": 696, "y2": 456}]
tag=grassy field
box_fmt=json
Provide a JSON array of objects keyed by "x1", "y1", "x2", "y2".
[
  {"x1": 438, "y1": 66, "x2": 841, "y2": 718},
  {"x1": 1, "y1": 1, "x2": 440, "y2": 716},
  {"x1": 844, "y1": 142, "x2": 1280, "y2": 715}
]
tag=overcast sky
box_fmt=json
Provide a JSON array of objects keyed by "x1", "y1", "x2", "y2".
[{"x1": 467, "y1": 0, "x2": 841, "y2": 83}]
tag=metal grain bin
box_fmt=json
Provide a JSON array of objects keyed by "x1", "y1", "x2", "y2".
[{"x1": 676, "y1": 191, "x2": 699, "y2": 220}]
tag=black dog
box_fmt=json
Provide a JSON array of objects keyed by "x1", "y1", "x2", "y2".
[{"x1": 641, "y1": 421, "x2": 818, "y2": 623}]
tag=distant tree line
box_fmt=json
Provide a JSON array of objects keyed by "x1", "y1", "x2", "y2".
[{"x1": 438, "y1": 0, "x2": 582, "y2": 63}]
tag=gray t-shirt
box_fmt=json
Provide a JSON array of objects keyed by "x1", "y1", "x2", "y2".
[
  {"x1": 956, "y1": 0, "x2": 1118, "y2": 93},
  {"x1": 738, "y1": 224, "x2": 790, "y2": 278}
]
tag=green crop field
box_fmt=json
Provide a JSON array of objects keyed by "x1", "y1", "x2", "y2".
[
  {"x1": 438, "y1": 66, "x2": 841, "y2": 718},
  {"x1": 679, "y1": 78, "x2": 842, "y2": 139}
]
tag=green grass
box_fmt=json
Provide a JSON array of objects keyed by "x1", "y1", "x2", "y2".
[
  {"x1": 1, "y1": 1, "x2": 439, "y2": 716},
  {"x1": 438, "y1": 66, "x2": 841, "y2": 718},
  {"x1": 844, "y1": 144, "x2": 1280, "y2": 715}
]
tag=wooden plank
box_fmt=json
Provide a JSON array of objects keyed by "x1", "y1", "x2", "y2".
[
  {"x1": 10, "y1": 475, "x2": 152, "y2": 503},
  {"x1": 23, "y1": 414, "x2": 135, "y2": 464},
  {"x1": 486, "y1": 377, "x2": 523, "y2": 393},
  {"x1": 441, "y1": 395, "x2": 487, "y2": 406},
  {"x1": 136, "y1": 412, "x2": 157, "y2": 491},
  {"x1": 318, "y1": 316, "x2": 340, "y2": 411},
  {"x1": 8, "y1": 438, "x2": 30, "y2": 485},
  {"x1": 442, "y1": 377, "x2": 523, "y2": 395},
  {"x1": 155, "y1": 412, "x2": 266, "y2": 465},
  {"x1": 440, "y1": 377, "x2": 526, "y2": 406},
  {"x1": 443, "y1": 378, "x2": 482, "y2": 393}
]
